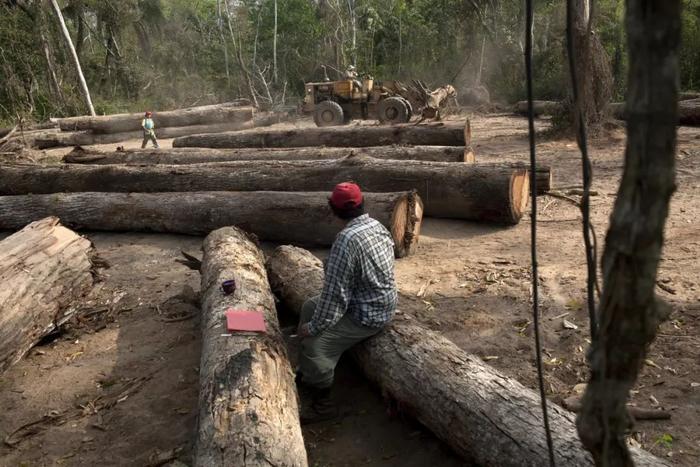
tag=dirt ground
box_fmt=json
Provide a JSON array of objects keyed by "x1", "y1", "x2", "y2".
[{"x1": 0, "y1": 114, "x2": 698, "y2": 466}]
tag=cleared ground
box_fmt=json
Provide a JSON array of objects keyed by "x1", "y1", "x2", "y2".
[{"x1": 0, "y1": 114, "x2": 697, "y2": 466}]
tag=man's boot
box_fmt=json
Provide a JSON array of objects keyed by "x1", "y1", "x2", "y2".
[{"x1": 299, "y1": 386, "x2": 338, "y2": 425}]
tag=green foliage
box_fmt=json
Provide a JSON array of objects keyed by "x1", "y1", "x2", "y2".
[
  {"x1": 654, "y1": 433, "x2": 674, "y2": 449},
  {"x1": 0, "y1": 0, "x2": 698, "y2": 124}
]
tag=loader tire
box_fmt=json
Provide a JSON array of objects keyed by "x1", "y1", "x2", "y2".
[
  {"x1": 314, "y1": 101, "x2": 345, "y2": 127},
  {"x1": 399, "y1": 97, "x2": 413, "y2": 120},
  {"x1": 378, "y1": 97, "x2": 409, "y2": 124}
]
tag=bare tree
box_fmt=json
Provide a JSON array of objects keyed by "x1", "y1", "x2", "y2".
[
  {"x1": 216, "y1": 0, "x2": 231, "y2": 87},
  {"x1": 50, "y1": 0, "x2": 95, "y2": 115},
  {"x1": 273, "y1": 0, "x2": 278, "y2": 83},
  {"x1": 577, "y1": 1, "x2": 681, "y2": 465}
]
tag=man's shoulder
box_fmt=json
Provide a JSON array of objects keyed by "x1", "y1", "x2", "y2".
[{"x1": 339, "y1": 216, "x2": 390, "y2": 244}]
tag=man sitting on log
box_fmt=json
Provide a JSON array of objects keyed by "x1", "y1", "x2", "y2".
[{"x1": 296, "y1": 182, "x2": 397, "y2": 423}]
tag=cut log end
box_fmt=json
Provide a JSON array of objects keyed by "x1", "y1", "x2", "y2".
[
  {"x1": 390, "y1": 192, "x2": 424, "y2": 258},
  {"x1": 511, "y1": 170, "x2": 530, "y2": 223},
  {"x1": 463, "y1": 147, "x2": 476, "y2": 163}
]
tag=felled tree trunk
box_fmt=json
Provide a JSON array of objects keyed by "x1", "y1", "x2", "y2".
[
  {"x1": 265, "y1": 245, "x2": 669, "y2": 467},
  {"x1": 610, "y1": 98, "x2": 700, "y2": 126},
  {"x1": 477, "y1": 163, "x2": 552, "y2": 195},
  {"x1": 0, "y1": 156, "x2": 527, "y2": 223},
  {"x1": 0, "y1": 191, "x2": 423, "y2": 258},
  {"x1": 35, "y1": 121, "x2": 256, "y2": 149},
  {"x1": 197, "y1": 226, "x2": 307, "y2": 467},
  {"x1": 0, "y1": 217, "x2": 94, "y2": 373},
  {"x1": 56, "y1": 104, "x2": 254, "y2": 133},
  {"x1": 514, "y1": 100, "x2": 564, "y2": 117},
  {"x1": 173, "y1": 121, "x2": 467, "y2": 148},
  {"x1": 63, "y1": 145, "x2": 473, "y2": 165}
]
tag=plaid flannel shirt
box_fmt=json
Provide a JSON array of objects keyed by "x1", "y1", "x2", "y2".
[{"x1": 308, "y1": 214, "x2": 397, "y2": 336}]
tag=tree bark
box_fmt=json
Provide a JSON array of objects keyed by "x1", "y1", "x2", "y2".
[
  {"x1": 35, "y1": 121, "x2": 255, "y2": 149},
  {"x1": 577, "y1": 1, "x2": 680, "y2": 465},
  {"x1": 63, "y1": 145, "x2": 473, "y2": 165},
  {"x1": 56, "y1": 104, "x2": 254, "y2": 133},
  {"x1": 0, "y1": 217, "x2": 94, "y2": 373},
  {"x1": 0, "y1": 191, "x2": 423, "y2": 258},
  {"x1": 476, "y1": 162, "x2": 552, "y2": 195},
  {"x1": 265, "y1": 245, "x2": 669, "y2": 467},
  {"x1": 0, "y1": 156, "x2": 528, "y2": 224},
  {"x1": 567, "y1": 0, "x2": 613, "y2": 127},
  {"x1": 197, "y1": 227, "x2": 306, "y2": 466},
  {"x1": 173, "y1": 122, "x2": 468, "y2": 148},
  {"x1": 50, "y1": 0, "x2": 95, "y2": 116}
]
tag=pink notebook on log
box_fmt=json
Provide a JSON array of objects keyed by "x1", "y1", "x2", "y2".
[{"x1": 225, "y1": 309, "x2": 267, "y2": 333}]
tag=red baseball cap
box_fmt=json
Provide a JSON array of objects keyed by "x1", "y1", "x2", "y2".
[{"x1": 329, "y1": 182, "x2": 363, "y2": 210}]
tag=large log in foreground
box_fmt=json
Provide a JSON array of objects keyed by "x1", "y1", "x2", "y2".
[
  {"x1": 173, "y1": 121, "x2": 467, "y2": 148},
  {"x1": 35, "y1": 121, "x2": 256, "y2": 149},
  {"x1": 197, "y1": 226, "x2": 307, "y2": 466},
  {"x1": 0, "y1": 217, "x2": 94, "y2": 373},
  {"x1": 265, "y1": 245, "x2": 669, "y2": 467},
  {"x1": 0, "y1": 156, "x2": 527, "y2": 223},
  {"x1": 0, "y1": 191, "x2": 423, "y2": 258},
  {"x1": 63, "y1": 145, "x2": 473, "y2": 165},
  {"x1": 57, "y1": 104, "x2": 254, "y2": 133}
]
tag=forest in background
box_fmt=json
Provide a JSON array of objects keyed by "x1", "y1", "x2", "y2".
[{"x1": 1, "y1": 0, "x2": 699, "y2": 125}]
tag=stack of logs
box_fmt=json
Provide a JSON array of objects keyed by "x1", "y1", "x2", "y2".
[
  {"x1": 0, "y1": 119, "x2": 670, "y2": 467},
  {"x1": 0, "y1": 120, "x2": 554, "y2": 257},
  {"x1": 32, "y1": 103, "x2": 257, "y2": 149}
]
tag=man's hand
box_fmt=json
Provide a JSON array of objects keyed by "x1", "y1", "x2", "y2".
[{"x1": 297, "y1": 322, "x2": 311, "y2": 338}]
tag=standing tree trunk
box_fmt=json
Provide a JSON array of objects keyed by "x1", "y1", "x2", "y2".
[
  {"x1": 50, "y1": 0, "x2": 95, "y2": 116},
  {"x1": 567, "y1": 0, "x2": 613, "y2": 127},
  {"x1": 196, "y1": 227, "x2": 307, "y2": 466},
  {"x1": 577, "y1": 1, "x2": 681, "y2": 465},
  {"x1": 273, "y1": 0, "x2": 278, "y2": 83}
]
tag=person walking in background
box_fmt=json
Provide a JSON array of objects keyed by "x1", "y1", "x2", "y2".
[{"x1": 141, "y1": 111, "x2": 159, "y2": 148}]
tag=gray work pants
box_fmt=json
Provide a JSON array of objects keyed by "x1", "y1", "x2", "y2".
[
  {"x1": 298, "y1": 295, "x2": 382, "y2": 389},
  {"x1": 141, "y1": 130, "x2": 159, "y2": 148}
]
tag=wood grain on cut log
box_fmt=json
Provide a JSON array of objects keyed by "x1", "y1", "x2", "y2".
[
  {"x1": 265, "y1": 245, "x2": 670, "y2": 467},
  {"x1": 0, "y1": 156, "x2": 527, "y2": 223},
  {"x1": 57, "y1": 104, "x2": 254, "y2": 133},
  {"x1": 35, "y1": 121, "x2": 255, "y2": 149},
  {"x1": 173, "y1": 121, "x2": 467, "y2": 148},
  {"x1": 197, "y1": 227, "x2": 306, "y2": 467},
  {"x1": 0, "y1": 217, "x2": 94, "y2": 373},
  {"x1": 63, "y1": 145, "x2": 473, "y2": 165},
  {"x1": 0, "y1": 191, "x2": 423, "y2": 258}
]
